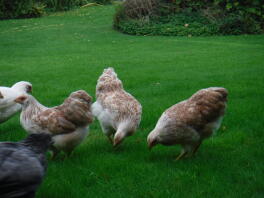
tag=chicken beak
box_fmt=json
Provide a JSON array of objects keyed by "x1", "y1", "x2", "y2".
[
  {"x1": 148, "y1": 142, "x2": 153, "y2": 151},
  {"x1": 14, "y1": 96, "x2": 27, "y2": 104},
  {"x1": 113, "y1": 134, "x2": 124, "y2": 147},
  {"x1": 14, "y1": 98, "x2": 21, "y2": 104},
  {"x1": 113, "y1": 138, "x2": 121, "y2": 147},
  {"x1": 148, "y1": 139, "x2": 157, "y2": 151}
]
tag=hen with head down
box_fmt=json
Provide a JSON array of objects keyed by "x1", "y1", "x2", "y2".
[
  {"x1": 14, "y1": 90, "x2": 93, "y2": 158},
  {"x1": 92, "y1": 68, "x2": 142, "y2": 146},
  {"x1": 147, "y1": 87, "x2": 228, "y2": 160}
]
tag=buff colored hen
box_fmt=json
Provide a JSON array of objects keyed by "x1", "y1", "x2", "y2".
[
  {"x1": 92, "y1": 68, "x2": 142, "y2": 146},
  {"x1": 147, "y1": 87, "x2": 228, "y2": 160},
  {"x1": 14, "y1": 90, "x2": 93, "y2": 158}
]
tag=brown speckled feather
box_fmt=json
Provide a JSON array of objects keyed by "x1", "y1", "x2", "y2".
[
  {"x1": 93, "y1": 68, "x2": 142, "y2": 146},
  {"x1": 36, "y1": 109, "x2": 76, "y2": 134},
  {"x1": 96, "y1": 68, "x2": 141, "y2": 127},
  {"x1": 57, "y1": 90, "x2": 93, "y2": 126},
  {"x1": 17, "y1": 90, "x2": 93, "y2": 156},
  {"x1": 147, "y1": 87, "x2": 228, "y2": 158},
  {"x1": 165, "y1": 87, "x2": 227, "y2": 137},
  {"x1": 33, "y1": 90, "x2": 93, "y2": 135},
  {"x1": 19, "y1": 90, "x2": 93, "y2": 136}
]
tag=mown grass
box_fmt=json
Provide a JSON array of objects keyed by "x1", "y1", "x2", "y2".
[{"x1": 0, "y1": 5, "x2": 264, "y2": 198}]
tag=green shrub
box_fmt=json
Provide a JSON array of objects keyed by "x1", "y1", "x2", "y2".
[
  {"x1": 91, "y1": 0, "x2": 112, "y2": 4},
  {"x1": 114, "y1": 0, "x2": 264, "y2": 36},
  {"x1": 0, "y1": 0, "x2": 45, "y2": 19},
  {"x1": 40, "y1": 0, "x2": 87, "y2": 11},
  {"x1": 41, "y1": 0, "x2": 111, "y2": 11},
  {"x1": 0, "y1": 0, "x2": 112, "y2": 19},
  {"x1": 115, "y1": 10, "x2": 219, "y2": 36},
  {"x1": 218, "y1": 13, "x2": 262, "y2": 35}
]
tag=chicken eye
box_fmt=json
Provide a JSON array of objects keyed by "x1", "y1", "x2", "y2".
[{"x1": 27, "y1": 85, "x2": 32, "y2": 93}]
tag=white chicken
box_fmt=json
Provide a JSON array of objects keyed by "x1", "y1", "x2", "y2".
[
  {"x1": 147, "y1": 87, "x2": 228, "y2": 160},
  {"x1": 14, "y1": 90, "x2": 93, "y2": 158},
  {"x1": 92, "y1": 68, "x2": 142, "y2": 146},
  {"x1": 0, "y1": 81, "x2": 32, "y2": 123}
]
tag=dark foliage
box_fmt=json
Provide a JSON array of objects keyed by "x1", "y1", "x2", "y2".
[
  {"x1": 0, "y1": 0, "x2": 111, "y2": 19},
  {"x1": 40, "y1": 0, "x2": 87, "y2": 12},
  {"x1": 114, "y1": 0, "x2": 264, "y2": 36},
  {"x1": 0, "y1": 0, "x2": 45, "y2": 19}
]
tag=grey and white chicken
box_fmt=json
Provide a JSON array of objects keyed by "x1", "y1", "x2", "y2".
[
  {"x1": 0, "y1": 81, "x2": 32, "y2": 123},
  {"x1": 0, "y1": 133, "x2": 52, "y2": 198},
  {"x1": 14, "y1": 90, "x2": 93, "y2": 158},
  {"x1": 147, "y1": 87, "x2": 228, "y2": 160},
  {"x1": 92, "y1": 68, "x2": 142, "y2": 146}
]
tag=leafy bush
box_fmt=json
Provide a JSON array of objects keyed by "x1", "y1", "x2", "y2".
[
  {"x1": 0, "y1": 0, "x2": 45, "y2": 19},
  {"x1": 114, "y1": 0, "x2": 264, "y2": 36},
  {"x1": 90, "y1": 0, "x2": 112, "y2": 4},
  {"x1": 115, "y1": 9, "x2": 219, "y2": 36},
  {"x1": 0, "y1": 0, "x2": 112, "y2": 19},
  {"x1": 40, "y1": 0, "x2": 94, "y2": 12},
  {"x1": 218, "y1": 13, "x2": 262, "y2": 35},
  {"x1": 39, "y1": 0, "x2": 111, "y2": 12},
  {"x1": 122, "y1": 0, "x2": 157, "y2": 19}
]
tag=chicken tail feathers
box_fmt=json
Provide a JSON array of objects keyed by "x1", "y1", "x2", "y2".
[
  {"x1": 191, "y1": 87, "x2": 228, "y2": 123},
  {"x1": 60, "y1": 90, "x2": 93, "y2": 126},
  {"x1": 212, "y1": 87, "x2": 228, "y2": 102}
]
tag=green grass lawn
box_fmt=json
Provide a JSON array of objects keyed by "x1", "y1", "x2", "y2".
[{"x1": 0, "y1": 5, "x2": 264, "y2": 198}]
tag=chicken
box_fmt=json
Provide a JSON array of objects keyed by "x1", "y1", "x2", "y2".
[
  {"x1": 14, "y1": 90, "x2": 93, "y2": 158},
  {"x1": 0, "y1": 133, "x2": 52, "y2": 198},
  {"x1": 0, "y1": 81, "x2": 32, "y2": 123},
  {"x1": 147, "y1": 87, "x2": 228, "y2": 160},
  {"x1": 92, "y1": 68, "x2": 142, "y2": 146}
]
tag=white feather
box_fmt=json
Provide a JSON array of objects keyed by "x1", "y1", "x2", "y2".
[{"x1": 0, "y1": 81, "x2": 32, "y2": 123}]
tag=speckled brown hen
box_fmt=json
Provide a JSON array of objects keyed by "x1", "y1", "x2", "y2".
[
  {"x1": 147, "y1": 87, "x2": 228, "y2": 160},
  {"x1": 14, "y1": 90, "x2": 93, "y2": 158},
  {"x1": 92, "y1": 68, "x2": 142, "y2": 146}
]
